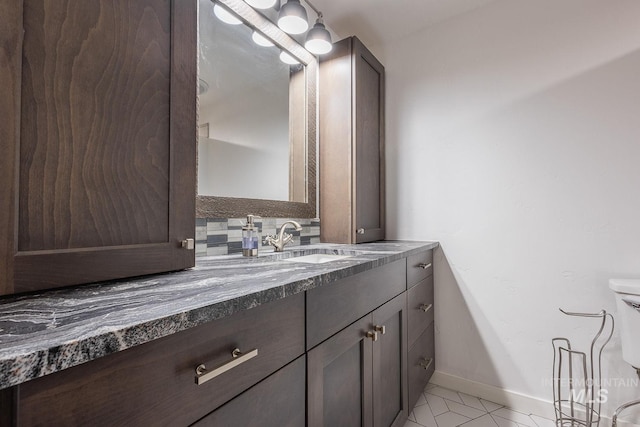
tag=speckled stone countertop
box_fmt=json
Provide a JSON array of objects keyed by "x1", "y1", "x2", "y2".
[{"x1": 0, "y1": 241, "x2": 438, "y2": 390}]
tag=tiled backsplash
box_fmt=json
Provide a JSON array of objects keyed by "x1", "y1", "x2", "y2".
[{"x1": 196, "y1": 217, "x2": 321, "y2": 257}]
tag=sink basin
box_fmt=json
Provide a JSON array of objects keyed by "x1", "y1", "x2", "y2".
[{"x1": 283, "y1": 254, "x2": 353, "y2": 264}]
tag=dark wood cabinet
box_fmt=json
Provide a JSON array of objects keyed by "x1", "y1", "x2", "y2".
[
  {"x1": 193, "y1": 356, "x2": 306, "y2": 427},
  {"x1": 307, "y1": 293, "x2": 408, "y2": 427},
  {"x1": 0, "y1": 0, "x2": 197, "y2": 295},
  {"x1": 319, "y1": 36, "x2": 385, "y2": 244},
  {"x1": 406, "y1": 250, "x2": 436, "y2": 409},
  {"x1": 2, "y1": 250, "x2": 436, "y2": 426},
  {"x1": 306, "y1": 259, "x2": 406, "y2": 349},
  {"x1": 12, "y1": 294, "x2": 305, "y2": 427}
]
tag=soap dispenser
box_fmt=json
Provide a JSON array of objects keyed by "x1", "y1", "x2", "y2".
[{"x1": 242, "y1": 215, "x2": 260, "y2": 257}]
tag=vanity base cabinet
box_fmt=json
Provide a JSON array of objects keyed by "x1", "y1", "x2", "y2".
[
  {"x1": 408, "y1": 324, "x2": 435, "y2": 410},
  {"x1": 307, "y1": 292, "x2": 408, "y2": 427},
  {"x1": 372, "y1": 293, "x2": 409, "y2": 427},
  {"x1": 193, "y1": 356, "x2": 306, "y2": 427},
  {"x1": 406, "y1": 249, "x2": 436, "y2": 410},
  {"x1": 12, "y1": 294, "x2": 304, "y2": 427},
  {"x1": 308, "y1": 315, "x2": 374, "y2": 427}
]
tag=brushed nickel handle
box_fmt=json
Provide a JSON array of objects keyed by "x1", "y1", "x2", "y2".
[
  {"x1": 419, "y1": 357, "x2": 433, "y2": 371},
  {"x1": 374, "y1": 325, "x2": 386, "y2": 335},
  {"x1": 366, "y1": 331, "x2": 378, "y2": 342},
  {"x1": 357, "y1": 228, "x2": 366, "y2": 234},
  {"x1": 181, "y1": 238, "x2": 195, "y2": 250},
  {"x1": 418, "y1": 263, "x2": 432, "y2": 270},
  {"x1": 195, "y1": 348, "x2": 258, "y2": 385},
  {"x1": 420, "y1": 303, "x2": 433, "y2": 313}
]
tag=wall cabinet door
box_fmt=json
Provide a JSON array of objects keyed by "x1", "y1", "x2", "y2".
[
  {"x1": 319, "y1": 36, "x2": 385, "y2": 244},
  {"x1": 0, "y1": 0, "x2": 197, "y2": 295},
  {"x1": 307, "y1": 294, "x2": 407, "y2": 427}
]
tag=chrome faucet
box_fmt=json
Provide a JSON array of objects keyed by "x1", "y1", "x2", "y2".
[{"x1": 263, "y1": 221, "x2": 302, "y2": 252}]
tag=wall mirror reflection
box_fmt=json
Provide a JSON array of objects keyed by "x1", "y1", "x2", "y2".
[{"x1": 196, "y1": 0, "x2": 317, "y2": 218}]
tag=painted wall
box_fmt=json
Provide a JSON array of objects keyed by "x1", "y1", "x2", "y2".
[{"x1": 381, "y1": 0, "x2": 640, "y2": 418}]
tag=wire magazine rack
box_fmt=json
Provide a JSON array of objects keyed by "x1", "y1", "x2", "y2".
[{"x1": 552, "y1": 309, "x2": 614, "y2": 427}]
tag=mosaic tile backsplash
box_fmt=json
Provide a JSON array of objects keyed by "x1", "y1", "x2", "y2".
[{"x1": 196, "y1": 217, "x2": 321, "y2": 257}]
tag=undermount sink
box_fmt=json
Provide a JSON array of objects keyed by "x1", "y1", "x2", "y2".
[{"x1": 283, "y1": 254, "x2": 353, "y2": 264}]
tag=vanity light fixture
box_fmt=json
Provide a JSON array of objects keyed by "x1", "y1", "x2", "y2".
[
  {"x1": 277, "y1": 0, "x2": 309, "y2": 35},
  {"x1": 304, "y1": 12, "x2": 332, "y2": 55},
  {"x1": 214, "y1": 3, "x2": 242, "y2": 25},
  {"x1": 251, "y1": 30, "x2": 275, "y2": 47},
  {"x1": 245, "y1": 0, "x2": 278, "y2": 9},
  {"x1": 279, "y1": 50, "x2": 300, "y2": 65}
]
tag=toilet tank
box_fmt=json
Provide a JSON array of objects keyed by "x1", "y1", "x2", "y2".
[{"x1": 610, "y1": 279, "x2": 640, "y2": 368}]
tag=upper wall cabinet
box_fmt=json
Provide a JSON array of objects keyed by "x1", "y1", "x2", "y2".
[
  {"x1": 0, "y1": 0, "x2": 197, "y2": 295},
  {"x1": 319, "y1": 37, "x2": 385, "y2": 244}
]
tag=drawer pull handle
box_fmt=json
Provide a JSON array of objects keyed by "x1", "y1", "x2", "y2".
[
  {"x1": 420, "y1": 303, "x2": 433, "y2": 313},
  {"x1": 374, "y1": 325, "x2": 386, "y2": 335},
  {"x1": 366, "y1": 331, "x2": 379, "y2": 342},
  {"x1": 419, "y1": 358, "x2": 433, "y2": 371},
  {"x1": 418, "y1": 263, "x2": 432, "y2": 270},
  {"x1": 195, "y1": 348, "x2": 258, "y2": 385}
]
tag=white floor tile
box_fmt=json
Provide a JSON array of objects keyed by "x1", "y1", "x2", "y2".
[
  {"x1": 491, "y1": 415, "x2": 519, "y2": 427},
  {"x1": 459, "y1": 393, "x2": 488, "y2": 412},
  {"x1": 529, "y1": 415, "x2": 556, "y2": 427},
  {"x1": 446, "y1": 399, "x2": 488, "y2": 419},
  {"x1": 409, "y1": 411, "x2": 417, "y2": 422},
  {"x1": 435, "y1": 411, "x2": 471, "y2": 427},
  {"x1": 404, "y1": 420, "x2": 423, "y2": 427},
  {"x1": 425, "y1": 383, "x2": 437, "y2": 391},
  {"x1": 426, "y1": 393, "x2": 449, "y2": 416},
  {"x1": 415, "y1": 392, "x2": 428, "y2": 406},
  {"x1": 491, "y1": 408, "x2": 535, "y2": 427},
  {"x1": 429, "y1": 386, "x2": 465, "y2": 404},
  {"x1": 480, "y1": 399, "x2": 504, "y2": 413},
  {"x1": 414, "y1": 404, "x2": 438, "y2": 427},
  {"x1": 460, "y1": 414, "x2": 500, "y2": 427}
]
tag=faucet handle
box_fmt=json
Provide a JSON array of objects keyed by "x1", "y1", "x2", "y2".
[{"x1": 282, "y1": 233, "x2": 293, "y2": 245}]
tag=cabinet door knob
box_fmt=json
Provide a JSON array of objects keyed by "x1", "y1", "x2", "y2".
[
  {"x1": 418, "y1": 263, "x2": 432, "y2": 270},
  {"x1": 374, "y1": 325, "x2": 386, "y2": 335},
  {"x1": 181, "y1": 238, "x2": 195, "y2": 250},
  {"x1": 195, "y1": 348, "x2": 258, "y2": 385},
  {"x1": 357, "y1": 228, "x2": 366, "y2": 235},
  {"x1": 420, "y1": 304, "x2": 433, "y2": 313},
  {"x1": 366, "y1": 331, "x2": 378, "y2": 342},
  {"x1": 419, "y1": 358, "x2": 433, "y2": 371}
]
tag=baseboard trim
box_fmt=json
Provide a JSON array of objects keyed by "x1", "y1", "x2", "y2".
[{"x1": 429, "y1": 371, "x2": 637, "y2": 427}]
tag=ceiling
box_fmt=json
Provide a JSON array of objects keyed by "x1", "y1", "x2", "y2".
[{"x1": 308, "y1": 0, "x2": 498, "y2": 48}]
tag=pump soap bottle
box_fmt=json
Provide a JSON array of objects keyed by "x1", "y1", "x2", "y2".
[{"x1": 242, "y1": 215, "x2": 260, "y2": 257}]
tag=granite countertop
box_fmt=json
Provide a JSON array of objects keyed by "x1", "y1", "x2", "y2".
[{"x1": 0, "y1": 241, "x2": 438, "y2": 390}]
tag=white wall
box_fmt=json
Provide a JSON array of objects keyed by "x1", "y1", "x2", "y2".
[{"x1": 382, "y1": 0, "x2": 640, "y2": 419}]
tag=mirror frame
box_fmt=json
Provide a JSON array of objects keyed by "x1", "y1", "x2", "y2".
[{"x1": 196, "y1": 0, "x2": 317, "y2": 218}]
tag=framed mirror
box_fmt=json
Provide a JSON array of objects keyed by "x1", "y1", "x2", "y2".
[{"x1": 196, "y1": 0, "x2": 317, "y2": 218}]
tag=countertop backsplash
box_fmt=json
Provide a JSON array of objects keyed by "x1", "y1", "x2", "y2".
[{"x1": 196, "y1": 217, "x2": 321, "y2": 257}]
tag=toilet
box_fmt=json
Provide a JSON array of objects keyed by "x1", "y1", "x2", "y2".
[
  {"x1": 609, "y1": 279, "x2": 640, "y2": 368},
  {"x1": 609, "y1": 279, "x2": 640, "y2": 426}
]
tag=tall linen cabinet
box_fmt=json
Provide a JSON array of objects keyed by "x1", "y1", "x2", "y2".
[{"x1": 319, "y1": 36, "x2": 385, "y2": 244}]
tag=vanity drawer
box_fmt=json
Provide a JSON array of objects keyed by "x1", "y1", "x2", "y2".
[
  {"x1": 16, "y1": 293, "x2": 305, "y2": 427},
  {"x1": 194, "y1": 356, "x2": 306, "y2": 427},
  {"x1": 408, "y1": 323, "x2": 435, "y2": 410},
  {"x1": 306, "y1": 260, "x2": 406, "y2": 349},
  {"x1": 408, "y1": 275, "x2": 434, "y2": 348},
  {"x1": 407, "y1": 250, "x2": 433, "y2": 288}
]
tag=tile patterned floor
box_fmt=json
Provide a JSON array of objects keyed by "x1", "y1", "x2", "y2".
[{"x1": 404, "y1": 384, "x2": 556, "y2": 427}]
